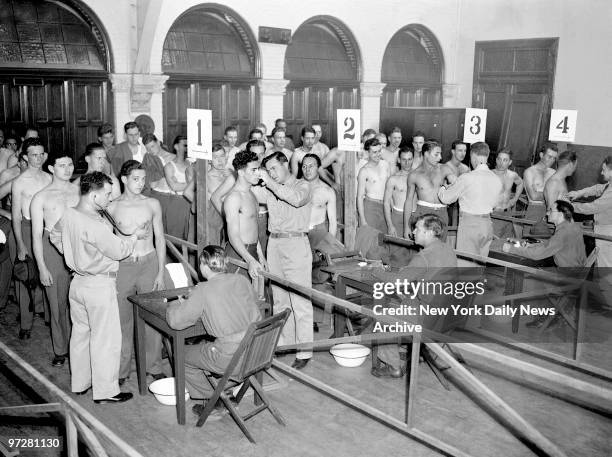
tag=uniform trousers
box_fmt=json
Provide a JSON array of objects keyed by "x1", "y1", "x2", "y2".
[
  {"x1": 18, "y1": 219, "x2": 45, "y2": 330},
  {"x1": 42, "y1": 232, "x2": 71, "y2": 356},
  {"x1": 456, "y1": 214, "x2": 493, "y2": 264},
  {"x1": 69, "y1": 275, "x2": 121, "y2": 400},
  {"x1": 116, "y1": 251, "x2": 163, "y2": 378},
  {"x1": 258, "y1": 211, "x2": 269, "y2": 254},
  {"x1": 362, "y1": 198, "x2": 387, "y2": 234},
  {"x1": 267, "y1": 236, "x2": 313, "y2": 359},
  {"x1": 492, "y1": 208, "x2": 516, "y2": 240}
]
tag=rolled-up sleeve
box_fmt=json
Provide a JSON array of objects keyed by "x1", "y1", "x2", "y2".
[
  {"x1": 269, "y1": 180, "x2": 310, "y2": 207},
  {"x1": 438, "y1": 176, "x2": 466, "y2": 205},
  {"x1": 166, "y1": 286, "x2": 205, "y2": 330}
]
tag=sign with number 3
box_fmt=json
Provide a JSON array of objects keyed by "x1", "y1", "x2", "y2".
[
  {"x1": 548, "y1": 109, "x2": 577, "y2": 142},
  {"x1": 337, "y1": 109, "x2": 361, "y2": 151},
  {"x1": 463, "y1": 108, "x2": 487, "y2": 144},
  {"x1": 187, "y1": 108, "x2": 212, "y2": 160}
]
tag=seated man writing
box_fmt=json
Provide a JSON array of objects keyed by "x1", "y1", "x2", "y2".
[{"x1": 166, "y1": 245, "x2": 261, "y2": 419}]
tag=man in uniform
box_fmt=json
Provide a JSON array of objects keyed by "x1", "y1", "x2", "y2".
[
  {"x1": 224, "y1": 150, "x2": 267, "y2": 279},
  {"x1": 439, "y1": 142, "x2": 502, "y2": 260},
  {"x1": 257, "y1": 151, "x2": 312, "y2": 369},
  {"x1": 384, "y1": 147, "x2": 414, "y2": 237},
  {"x1": 357, "y1": 138, "x2": 391, "y2": 233},
  {"x1": 108, "y1": 161, "x2": 166, "y2": 384},
  {"x1": 492, "y1": 148, "x2": 524, "y2": 239},
  {"x1": 404, "y1": 141, "x2": 453, "y2": 237},
  {"x1": 523, "y1": 143, "x2": 558, "y2": 235},
  {"x1": 51, "y1": 172, "x2": 148, "y2": 403},
  {"x1": 31, "y1": 152, "x2": 79, "y2": 366},
  {"x1": 11, "y1": 137, "x2": 51, "y2": 339}
]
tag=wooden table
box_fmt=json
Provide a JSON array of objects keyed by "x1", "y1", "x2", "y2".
[
  {"x1": 488, "y1": 240, "x2": 554, "y2": 332},
  {"x1": 129, "y1": 286, "x2": 206, "y2": 425}
]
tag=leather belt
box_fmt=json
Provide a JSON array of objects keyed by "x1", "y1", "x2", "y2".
[{"x1": 269, "y1": 232, "x2": 307, "y2": 239}]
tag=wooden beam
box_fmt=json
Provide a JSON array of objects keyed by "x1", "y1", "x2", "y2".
[
  {"x1": 272, "y1": 360, "x2": 473, "y2": 457},
  {"x1": 344, "y1": 150, "x2": 356, "y2": 249},
  {"x1": 73, "y1": 415, "x2": 110, "y2": 457},
  {"x1": 195, "y1": 159, "x2": 208, "y2": 254},
  {"x1": 0, "y1": 403, "x2": 61, "y2": 415},
  {"x1": 165, "y1": 238, "x2": 199, "y2": 281}
]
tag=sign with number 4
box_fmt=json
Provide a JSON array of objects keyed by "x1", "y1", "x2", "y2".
[
  {"x1": 187, "y1": 108, "x2": 212, "y2": 160},
  {"x1": 548, "y1": 109, "x2": 577, "y2": 142},
  {"x1": 463, "y1": 108, "x2": 487, "y2": 144},
  {"x1": 337, "y1": 109, "x2": 361, "y2": 151}
]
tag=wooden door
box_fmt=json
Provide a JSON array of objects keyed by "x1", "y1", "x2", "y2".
[
  {"x1": 476, "y1": 83, "x2": 508, "y2": 152},
  {"x1": 499, "y1": 93, "x2": 546, "y2": 171},
  {"x1": 226, "y1": 83, "x2": 256, "y2": 143},
  {"x1": 283, "y1": 86, "x2": 306, "y2": 144},
  {"x1": 70, "y1": 80, "x2": 109, "y2": 158},
  {"x1": 164, "y1": 82, "x2": 191, "y2": 145}
]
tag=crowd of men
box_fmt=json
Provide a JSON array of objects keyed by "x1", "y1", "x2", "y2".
[{"x1": 0, "y1": 117, "x2": 610, "y2": 405}]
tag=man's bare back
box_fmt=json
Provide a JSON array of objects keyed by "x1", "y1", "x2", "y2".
[
  {"x1": 38, "y1": 185, "x2": 80, "y2": 230},
  {"x1": 544, "y1": 175, "x2": 568, "y2": 209},
  {"x1": 446, "y1": 160, "x2": 469, "y2": 178},
  {"x1": 108, "y1": 194, "x2": 155, "y2": 256}
]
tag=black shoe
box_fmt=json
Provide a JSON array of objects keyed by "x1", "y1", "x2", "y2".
[
  {"x1": 51, "y1": 354, "x2": 68, "y2": 367},
  {"x1": 192, "y1": 401, "x2": 225, "y2": 420},
  {"x1": 74, "y1": 387, "x2": 91, "y2": 395},
  {"x1": 147, "y1": 372, "x2": 166, "y2": 381},
  {"x1": 118, "y1": 377, "x2": 127, "y2": 386},
  {"x1": 291, "y1": 358, "x2": 310, "y2": 370},
  {"x1": 18, "y1": 329, "x2": 31, "y2": 340},
  {"x1": 313, "y1": 322, "x2": 319, "y2": 333},
  {"x1": 371, "y1": 361, "x2": 403, "y2": 378},
  {"x1": 94, "y1": 392, "x2": 133, "y2": 404}
]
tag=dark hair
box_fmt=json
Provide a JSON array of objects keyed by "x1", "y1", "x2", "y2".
[
  {"x1": 23, "y1": 126, "x2": 38, "y2": 137},
  {"x1": 496, "y1": 147, "x2": 513, "y2": 160},
  {"x1": 399, "y1": 145, "x2": 414, "y2": 157},
  {"x1": 85, "y1": 142, "x2": 105, "y2": 157},
  {"x1": 557, "y1": 150, "x2": 577, "y2": 167},
  {"x1": 271, "y1": 127, "x2": 286, "y2": 137},
  {"x1": 246, "y1": 139, "x2": 265, "y2": 154},
  {"x1": 422, "y1": 141, "x2": 440, "y2": 154},
  {"x1": 141, "y1": 133, "x2": 157, "y2": 146},
  {"x1": 302, "y1": 153, "x2": 321, "y2": 168},
  {"x1": 199, "y1": 245, "x2": 228, "y2": 273},
  {"x1": 390, "y1": 126, "x2": 402, "y2": 135},
  {"x1": 261, "y1": 150, "x2": 288, "y2": 168},
  {"x1": 248, "y1": 128, "x2": 263, "y2": 139},
  {"x1": 301, "y1": 126, "x2": 315, "y2": 137},
  {"x1": 412, "y1": 131, "x2": 426, "y2": 140},
  {"x1": 124, "y1": 121, "x2": 139, "y2": 133},
  {"x1": 364, "y1": 138, "x2": 380, "y2": 152},
  {"x1": 224, "y1": 126, "x2": 237, "y2": 135},
  {"x1": 233, "y1": 150, "x2": 259, "y2": 171},
  {"x1": 470, "y1": 142, "x2": 490, "y2": 157},
  {"x1": 172, "y1": 135, "x2": 186, "y2": 149},
  {"x1": 80, "y1": 171, "x2": 112, "y2": 195},
  {"x1": 451, "y1": 139, "x2": 467, "y2": 150},
  {"x1": 97, "y1": 123, "x2": 113, "y2": 137},
  {"x1": 274, "y1": 118, "x2": 285, "y2": 127},
  {"x1": 119, "y1": 159, "x2": 145, "y2": 178},
  {"x1": 554, "y1": 200, "x2": 574, "y2": 222},
  {"x1": 48, "y1": 151, "x2": 72, "y2": 166},
  {"x1": 362, "y1": 128, "x2": 376, "y2": 139},
  {"x1": 603, "y1": 155, "x2": 612, "y2": 169},
  {"x1": 539, "y1": 142, "x2": 558, "y2": 154},
  {"x1": 212, "y1": 143, "x2": 225, "y2": 154},
  {"x1": 414, "y1": 213, "x2": 445, "y2": 238},
  {"x1": 21, "y1": 137, "x2": 44, "y2": 158}
]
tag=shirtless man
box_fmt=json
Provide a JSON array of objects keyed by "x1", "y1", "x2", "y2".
[
  {"x1": 492, "y1": 148, "x2": 524, "y2": 239},
  {"x1": 523, "y1": 143, "x2": 558, "y2": 235},
  {"x1": 222, "y1": 126, "x2": 240, "y2": 170},
  {"x1": 12, "y1": 137, "x2": 52, "y2": 338},
  {"x1": 375, "y1": 132, "x2": 388, "y2": 149},
  {"x1": 357, "y1": 138, "x2": 391, "y2": 233},
  {"x1": 411, "y1": 131, "x2": 426, "y2": 170},
  {"x1": 73, "y1": 143, "x2": 121, "y2": 200},
  {"x1": 302, "y1": 154, "x2": 337, "y2": 238},
  {"x1": 290, "y1": 126, "x2": 317, "y2": 177},
  {"x1": 445, "y1": 140, "x2": 470, "y2": 177},
  {"x1": 223, "y1": 150, "x2": 267, "y2": 279},
  {"x1": 269, "y1": 127, "x2": 293, "y2": 161},
  {"x1": 311, "y1": 123, "x2": 330, "y2": 160},
  {"x1": 382, "y1": 127, "x2": 402, "y2": 174},
  {"x1": 109, "y1": 161, "x2": 165, "y2": 384},
  {"x1": 237, "y1": 128, "x2": 266, "y2": 154},
  {"x1": 544, "y1": 150, "x2": 577, "y2": 208},
  {"x1": 206, "y1": 144, "x2": 230, "y2": 244},
  {"x1": 30, "y1": 153, "x2": 79, "y2": 366},
  {"x1": 384, "y1": 147, "x2": 414, "y2": 237},
  {"x1": 404, "y1": 141, "x2": 452, "y2": 238},
  {"x1": 0, "y1": 132, "x2": 18, "y2": 174}
]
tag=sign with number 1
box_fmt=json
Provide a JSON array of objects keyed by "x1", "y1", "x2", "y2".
[
  {"x1": 187, "y1": 108, "x2": 212, "y2": 160},
  {"x1": 548, "y1": 109, "x2": 577, "y2": 142},
  {"x1": 337, "y1": 109, "x2": 361, "y2": 151},
  {"x1": 463, "y1": 108, "x2": 487, "y2": 144}
]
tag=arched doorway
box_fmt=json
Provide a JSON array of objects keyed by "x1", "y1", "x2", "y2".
[
  {"x1": 381, "y1": 24, "x2": 444, "y2": 108},
  {"x1": 284, "y1": 16, "x2": 361, "y2": 147},
  {"x1": 162, "y1": 5, "x2": 260, "y2": 144},
  {"x1": 0, "y1": 0, "x2": 113, "y2": 162}
]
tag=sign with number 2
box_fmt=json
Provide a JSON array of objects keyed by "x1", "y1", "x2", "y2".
[
  {"x1": 548, "y1": 109, "x2": 577, "y2": 142},
  {"x1": 463, "y1": 108, "x2": 487, "y2": 144},
  {"x1": 337, "y1": 109, "x2": 361, "y2": 151},
  {"x1": 187, "y1": 108, "x2": 212, "y2": 160}
]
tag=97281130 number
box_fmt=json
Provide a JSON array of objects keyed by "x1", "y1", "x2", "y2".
[{"x1": 7, "y1": 437, "x2": 61, "y2": 448}]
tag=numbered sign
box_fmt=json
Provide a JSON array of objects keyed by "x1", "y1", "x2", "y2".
[
  {"x1": 187, "y1": 109, "x2": 212, "y2": 160},
  {"x1": 463, "y1": 108, "x2": 487, "y2": 143},
  {"x1": 548, "y1": 109, "x2": 577, "y2": 142},
  {"x1": 337, "y1": 109, "x2": 361, "y2": 151}
]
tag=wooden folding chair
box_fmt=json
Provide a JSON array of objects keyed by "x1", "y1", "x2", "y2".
[
  {"x1": 538, "y1": 247, "x2": 598, "y2": 335},
  {"x1": 195, "y1": 309, "x2": 291, "y2": 443}
]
